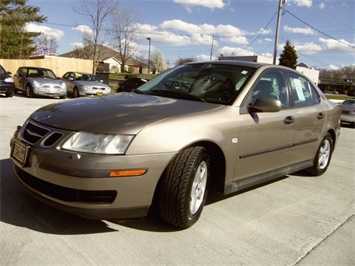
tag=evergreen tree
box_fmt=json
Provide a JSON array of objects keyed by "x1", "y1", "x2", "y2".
[
  {"x1": 0, "y1": 0, "x2": 46, "y2": 59},
  {"x1": 279, "y1": 40, "x2": 298, "y2": 69}
]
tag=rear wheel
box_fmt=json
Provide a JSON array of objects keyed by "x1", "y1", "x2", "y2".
[
  {"x1": 306, "y1": 133, "x2": 333, "y2": 176},
  {"x1": 159, "y1": 146, "x2": 210, "y2": 229}
]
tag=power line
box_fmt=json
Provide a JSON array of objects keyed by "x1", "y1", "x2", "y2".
[
  {"x1": 284, "y1": 10, "x2": 355, "y2": 50},
  {"x1": 243, "y1": 11, "x2": 278, "y2": 50}
]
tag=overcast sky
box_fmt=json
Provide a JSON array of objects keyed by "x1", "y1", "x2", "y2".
[{"x1": 27, "y1": 0, "x2": 354, "y2": 69}]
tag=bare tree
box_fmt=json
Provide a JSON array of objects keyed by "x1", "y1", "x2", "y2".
[
  {"x1": 74, "y1": 0, "x2": 115, "y2": 73},
  {"x1": 107, "y1": 4, "x2": 141, "y2": 72},
  {"x1": 340, "y1": 66, "x2": 355, "y2": 82},
  {"x1": 34, "y1": 35, "x2": 58, "y2": 55}
]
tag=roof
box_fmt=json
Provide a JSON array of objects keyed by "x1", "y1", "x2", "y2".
[{"x1": 60, "y1": 45, "x2": 140, "y2": 66}]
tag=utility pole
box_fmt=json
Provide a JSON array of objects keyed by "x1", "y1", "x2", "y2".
[
  {"x1": 147, "y1": 37, "x2": 151, "y2": 74},
  {"x1": 273, "y1": 0, "x2": 286, "y2": 64},
  {"x1": 210, "y1": 36, "x2": 214, "y2": 60}
]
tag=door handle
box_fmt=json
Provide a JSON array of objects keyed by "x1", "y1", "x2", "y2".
[
  {"x1": 284, "y1": 116, "x2": 294, "y2": 124},
  {"x1": 317, "y1": 112, "x2": 324, "y2": 119}
]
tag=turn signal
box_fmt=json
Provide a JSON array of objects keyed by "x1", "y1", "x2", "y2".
[{"x1": 109, "y1": 169, "x2": 147, "y2": 177}]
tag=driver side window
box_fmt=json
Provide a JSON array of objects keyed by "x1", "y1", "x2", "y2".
[{"x1": 249, "y1": 70, "x2": 289, "y2": 109}]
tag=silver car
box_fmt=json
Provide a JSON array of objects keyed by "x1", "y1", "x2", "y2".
[
  {"x1": 10, "y1": 61, "x2": 341, "y2": 229},
  {"x1": 338, "y1": 98, "x2": 355, "y2": 128},
  {"x1": 62, "y1": 71, "x2": 111, "y2": 97},
  {"x1": 13, "y1": 67, "x2": 67, "y2": 98}
]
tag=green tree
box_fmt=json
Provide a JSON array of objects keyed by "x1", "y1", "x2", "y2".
[
  {"x1": 0, "y1": 0, "x2": 46, "y2": 58},
  {"x1": 279, "y1": 40, "x2": 298, "y2": 69}
]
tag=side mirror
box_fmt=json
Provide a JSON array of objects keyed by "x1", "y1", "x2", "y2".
[{"x1": 248, "y1": 98, "x2": 281, "y2": 113}]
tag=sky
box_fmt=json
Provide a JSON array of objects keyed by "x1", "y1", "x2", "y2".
[{"x1": 26, "y1": 0, "x2": 354, "y2": 69}]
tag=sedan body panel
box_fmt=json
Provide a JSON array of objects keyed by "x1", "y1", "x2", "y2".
[
  {"x1": 10, "y1": 61, "x2": 341, "y2": 227},
  {"x1": 338, "y1": 99, "x2": 355, "y2": 127},
  {"x1": 62, "y1": 71, "x2": 111, "y2": 97},
  {"x1": 13, "y1": 67, "x2": 67, "y2": 98}
]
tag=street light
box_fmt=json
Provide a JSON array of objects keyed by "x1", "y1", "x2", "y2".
[{"x1": 147, "y1": 37, "x2": 151, "y2": 73}]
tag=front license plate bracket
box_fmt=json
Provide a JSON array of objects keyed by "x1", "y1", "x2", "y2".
[{"x1": 11, "y1": 139, "x2": 29, "y2": 167}]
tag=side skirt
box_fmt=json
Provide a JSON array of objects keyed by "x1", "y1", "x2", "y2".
[{"x1": 224, "y1": 160, "x2": 313, "y2": 195}]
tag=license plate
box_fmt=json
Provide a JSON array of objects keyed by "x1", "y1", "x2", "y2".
[
  {"x1": 341, "y1": 110, "x2": 350, "y2": 114},
  {"x1": 11, "y1": 139, "x2": 29, "y2": 166},
  {"x1": 97, "y1": 91, "x2": 103, "y2": 96}
]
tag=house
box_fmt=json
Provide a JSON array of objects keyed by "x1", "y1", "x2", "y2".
[{"x1": 60, "y1": 45, "x2": 145, "y2": 74}]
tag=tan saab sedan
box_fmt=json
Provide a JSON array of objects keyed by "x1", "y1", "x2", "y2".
[{"x1": 10, "y1": 61, "x2": 341, "y2": 229}]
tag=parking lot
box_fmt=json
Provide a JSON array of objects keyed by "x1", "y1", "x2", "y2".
[{"x1": 1, "y1": 95, "x2": 354, "y2": 265}]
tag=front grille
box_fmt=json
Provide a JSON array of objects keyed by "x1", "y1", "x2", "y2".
[
  {"x1": 43, "y1": 132, "x2": 63, "y2": 146},
  {"x1": 22, "y1": 121, "x2": 63, "y2": 146},
  {"x1": 92, "y1": 87, "x2": 105, "y2": 90},
  {"x1": 15, "y1": 166, "x2": 117, "y2": 204},
  {"x1": 23, "y1": 122, "x2": 50, "y2": 143}
]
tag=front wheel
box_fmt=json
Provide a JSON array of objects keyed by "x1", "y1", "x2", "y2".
[
  {"x1": 159, "y1": 146, "x2": 210, "y2": 229},
  {"x1": 73, "y1": 87, "x2": 80, "y2": 98},
  {"x1": 306, "y1": 133, "x2": 333, "y2": 176},
  {"x1": 25, "y1": 85, "x2": 34, "y2": 98}
]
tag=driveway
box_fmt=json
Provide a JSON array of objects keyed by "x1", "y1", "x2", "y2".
[{"x1": 1, "y1": 95, "x2": 354, "y2": 265}]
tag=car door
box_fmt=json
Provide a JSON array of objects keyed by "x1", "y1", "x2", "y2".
[
  {"x1": 285, "y1": 71, "x2": 326, "y2": 164},
  {"x1": 14, "y1": 67, "x2": 27, "y2": 91},
  {"x1": 62, "y1": 72, "x2": 75, "y2": 93},
  {"x1": 234, "y1": 69, "x2": 294, "y2": 182}
]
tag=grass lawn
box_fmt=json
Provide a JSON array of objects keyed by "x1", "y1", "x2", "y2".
[{"x1": 324, "y1": 94, "x2": 352, "y2": 101}]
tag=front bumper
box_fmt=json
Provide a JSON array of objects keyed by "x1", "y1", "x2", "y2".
[
  {"x1": 34, "y1": 86, "x2": 66, "y2": 98},
  {"x1": 0, "y1": 83, "x2": 15, "y2": 95},
  {"x1": 10, "y1": 132, "x2": 176, "y2": 220}
]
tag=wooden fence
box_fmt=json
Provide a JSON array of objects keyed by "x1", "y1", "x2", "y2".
[{"x1": 0, "y1": 56, "x2": 93, "y2": 77}]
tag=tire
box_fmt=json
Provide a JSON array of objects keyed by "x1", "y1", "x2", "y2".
[
  {"x1": 6, "y1": 91, "x2": 14, "y2": 97},
  {"x1": 73, "y1": 87, "x2": 80, "y2": 98},
  {"x1": 25, "y1": 85, "x2": 34, "y2": 98},
  {"x1": 306, "y1": 133, "x2": 333, "y2": 176},
  {"x1": 159, "y1": 146, "x2": 210, "y2": 229}
]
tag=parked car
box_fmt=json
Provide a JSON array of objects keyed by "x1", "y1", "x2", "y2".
[
  {"x1": 0, "y1": 64, "x2": 15, "y2": 97},
  {"x1": 117, "y1": 77, "x2": 150, "y2": 92},
  {"x1": 62, "y1": 71, "x2": 111, "y2": 97},
  {"x1": 10, "y1": 61, "x2": 341, "y2": 229},
  {"x1": 338, "y1": 98, "x2": 355, "y2": 128},
  {"x1": 13, "y1": 67, "x2": 67, "y2": 98}
]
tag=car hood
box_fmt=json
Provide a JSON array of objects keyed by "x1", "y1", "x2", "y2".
[
  {"x1": 30, "y1": 93, "x2": 223, "y2": 134},
  {"x1": 73, "y1": 80, "x2": 109, "y2": 87},
  {"x1": 30, "y1": 77, "x2": 64, "y2": 85}
]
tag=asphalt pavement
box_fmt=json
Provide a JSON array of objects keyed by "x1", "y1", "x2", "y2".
[{"x1": 0, "y1": 95, "x2": 354, "y2": 265}]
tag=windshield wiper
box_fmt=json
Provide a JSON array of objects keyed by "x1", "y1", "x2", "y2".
[{"x1": 149, "y1": 89, "x2": 206, "y2": 102}]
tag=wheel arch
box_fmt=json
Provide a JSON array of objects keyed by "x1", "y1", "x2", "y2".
[
  {"x1": 326, "y1": 129, "x2": 337, "y2": 148},
  {"x1": 152, "y1": 140, "x2": 226, "y2": 206}
]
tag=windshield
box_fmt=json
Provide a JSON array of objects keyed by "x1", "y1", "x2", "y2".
[{"x1": 137, "y1": 63, "x2": 254, "y2": 105}]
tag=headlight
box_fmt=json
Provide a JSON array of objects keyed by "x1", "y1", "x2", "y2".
[
  {"x1": 33, "y1": 80, "x2": 40, "y2": 88},
  {"x1": 59, "y1": 81, "x2": 66, "y2": 89},
  {"x1": 5, "y1": 77, "x2": 14, "y2": 83},
  {"x1": 62, "y1": 132, "x2": 134, "y2": 154}
]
